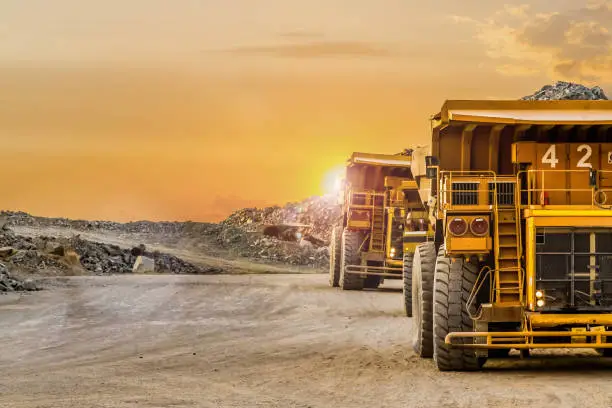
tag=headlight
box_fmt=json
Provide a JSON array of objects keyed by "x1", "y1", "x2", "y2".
[
  {"x1": 536, "y1": 290, "x2": 543, "y2": 298},
  {"x1": 536, "y1": 299, "x2": 545, "y2": 307},
  {"x1": 390, "y1": 247, "x2": 396, "y2": 256},
  {"x1": 448, "y1": 217, "x2": 468, "y2": 236},
  {"x1": 470, "y1": 217, "x2": 489, "y2": 236}
]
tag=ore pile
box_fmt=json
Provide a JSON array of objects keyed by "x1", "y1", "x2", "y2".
[
  {"x1": 218, "y1": 226, "x2": 330, "y2": 266},
  {"x1": 3, "y1": 211, "x2": 221, "y2": 236},
  {"x1": 0, "y1": 226, "x2": 220, "y2": 276},
  {"x1": 219, "y1": 195, "x2": 341, "y2": 268},
  {"x1": 72, "y1": 236, "x2": 220, "y2": 274},
  {"x1": 0, "y1": 262, "x2": 38, "y2": 292},
  {"x1": 522, "y1": 81, "x2": 608, "y2": 100},
  {"x1": 63, "y1": 235, "x2": 222, "y2": 275},
  {"x1": 222, "y1": 195, "x2": 340, "y2": 242}
]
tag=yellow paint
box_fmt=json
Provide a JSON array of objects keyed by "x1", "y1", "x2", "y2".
[
  {"x1": 446, "y1": 236, "x2": 492, "y2": 254},
  {"x1": 525, "y1": 217, "x2": 535, "y2": 310},
  {"x1": 528, "y1": 313, "x2": 612, "y2": 327}
]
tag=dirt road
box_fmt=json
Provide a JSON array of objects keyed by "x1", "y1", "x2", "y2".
[{"x1": 1, "y1": 274, "x2": 611, "y2": 408}]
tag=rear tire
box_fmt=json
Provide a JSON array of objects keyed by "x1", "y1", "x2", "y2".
[
  {"x1": 328, "y1": 226, "x2": 342, "y2": 287},
  {"x1": 402, "y1": 252, "x2": 414, "y2": 317},
  {"x1": 339, "y1": 230, "x2": 364, "y2": 290},
  {"x1": 488, "y1": 349, "x2": 510, "y2": 359},
  {"x1": 411, "y1": 242, "x2": 436, "y2": 358},
  {"x1": 433, "y1": 245, "x2": 486, "y2": 371},
  {"x1": 364, "y1": 275, "x2": 381, "y2": 289}
]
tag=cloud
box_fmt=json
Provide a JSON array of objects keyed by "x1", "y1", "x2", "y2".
[
  {"x1": 278, "y1": 30, "x2": 325, "y2": 39},
  {"x1": 453, "y1": 1, "x2": 612, "y2": 82},
  {"x1": 217, "y1": 41, "x2": 396, "y2": 58}
]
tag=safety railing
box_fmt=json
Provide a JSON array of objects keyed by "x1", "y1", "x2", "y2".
[
  {"x1": 346, "y1": 189, "x2": 386, "y2": 208},
  {"x1": 516, "y1": 169, "x2": 612, "y2": 208},
  {"x1": 438, "y1": 170, "x2": 503, "y2": 211}
]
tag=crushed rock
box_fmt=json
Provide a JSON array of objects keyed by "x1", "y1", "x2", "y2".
[
  {"x1": 0, "y1": 262, "x2": 39, "y2": 292},
  {"x1": 0, "y1": 226, "x2": 221, "y2": 276},
  {"x1": 522, "y1": 81, "x2": 608, "y2": 100}
]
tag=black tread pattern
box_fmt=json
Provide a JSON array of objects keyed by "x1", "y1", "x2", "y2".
[
  {"x1": 364, "y1": 275, "x2": 381, "y2": 289},
  {"x1": 340, "y1": 230, "x2": 364, "y2": 290},
  {"x1": 402, "y1": 252, "x2": 414, "y2": 317},
  {"x1": 328, "y1": 227, "x2": 342, "y2": 287},
  {"x1": 411, "y1": 242, "x2": 435, "y2": 358},
  {"x1": 433, "y1": 245, "x2": 486, "y2": 371}
]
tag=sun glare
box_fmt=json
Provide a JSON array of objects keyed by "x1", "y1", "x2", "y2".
[{"x1": 321, "y1": 165, "x2": 346, "y2": 196}]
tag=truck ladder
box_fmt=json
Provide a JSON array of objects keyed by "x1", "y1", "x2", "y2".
[
  {"x1": 369, "y1": 203, "x2": 385, "y2": 252},
  {"x1": 493, "y1": 207, "x2": 523, "y2": 305}
]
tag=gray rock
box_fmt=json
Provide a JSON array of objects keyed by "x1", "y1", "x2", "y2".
[
  {"x1": 133, "y1": 256, "x2": 155, "y2": 273},
  {"x1": 522, "y1": 81, "x2": 608, "y2": 101}
]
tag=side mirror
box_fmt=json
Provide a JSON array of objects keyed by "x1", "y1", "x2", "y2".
[{"x1": 425, "y1": 156, "x2": 439, "y2": 166}]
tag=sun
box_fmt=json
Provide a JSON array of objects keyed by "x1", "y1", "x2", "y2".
[{"x1": 321, "y1": 164, "x2": 346, "y2": 196}]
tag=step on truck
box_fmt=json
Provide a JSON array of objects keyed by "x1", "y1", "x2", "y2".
[
  {"x1": 409, "y1": 99, "x2": 612, "y2": 370},
  {"x1": 329, "y1": 151, "x2": 431, "y2": 300}
]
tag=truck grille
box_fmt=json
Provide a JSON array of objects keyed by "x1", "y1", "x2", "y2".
[
  {"x1": 451, "y1": 182, "x2": 479, "y2": 206},
  {"x1": 488, "y1": 182, "x2": 515, "y2": 206},
  {"x1": 535, "y1": 228, "x2": 612, "y2": 310}
]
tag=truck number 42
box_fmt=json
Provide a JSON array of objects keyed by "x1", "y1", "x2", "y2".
[{"x1": 541, "y1": 144, "x2": 592, "y2": 168}]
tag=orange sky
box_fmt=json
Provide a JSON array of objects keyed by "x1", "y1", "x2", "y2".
[{"x1": 1, "y1": 0, "x2": 611, "y2": 222}]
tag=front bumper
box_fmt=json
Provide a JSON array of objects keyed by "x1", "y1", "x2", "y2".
[
  {"x1": 445, "y1": 330, "x2": 612, "y2": 349},
  {"x1": 344, "y1": 264, "x2": 403, "y2": 278}
]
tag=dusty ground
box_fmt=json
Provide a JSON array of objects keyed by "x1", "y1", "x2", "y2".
[{"x1": 1, "y1": 273, "x2": 612, "y2": 408}]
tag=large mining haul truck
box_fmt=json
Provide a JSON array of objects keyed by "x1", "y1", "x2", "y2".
[
  {"x1": 329, "y1": 151, "x2": 431, "y2": 297},
  {"x1": 409, "y1": 99, "x2": 612, "y2": 371}
]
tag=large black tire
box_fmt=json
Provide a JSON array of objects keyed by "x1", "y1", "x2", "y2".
[
  {"x1": 411, "y1": 242, "x2": 436, "y2": 358},
  {"x1": 339, "y1": 230, "x2": 364, "y2": 290},
  {"x1": 433, "y1": 245, "x2": 486, "y2": 371},
  {"x1": 328, "y1": 226, "x2": 342, "y2": 287},
  {"x1": 402, "y1": 252, "x2": 414, "y2": 317},
  {"x1": 364, "y1": 275, "x2": 382, "y2": 289}
]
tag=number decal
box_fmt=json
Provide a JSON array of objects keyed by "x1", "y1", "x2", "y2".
[
  {"x1": 576, "y1": 144, "x2": 592, "y2": 168},
  {"x1": 541, "y1": 145, "x2": 558, "y2": 168}
]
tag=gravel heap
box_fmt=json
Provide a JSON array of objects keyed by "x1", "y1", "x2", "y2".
[
  {"x1": 0, "y1": 262, "x2": 38, "y2": 292},
  {"x1": 522, "y1": 81, "x2": 608, "y2": 100},
  {"x1": 219, "y1": 195, "x2": 341, "y2": 268},
  {"x1": 2, "y1": 211, "x2": 221, "y2": 236},
  {"x1": 67, "y1": 235, "x2": 221, "y2": 274},
  {"x1": 222, "y1": 195, "x2": 340, "y2": 242},
  {"x1": 0, "y1": 227, "x2": 221, "y2": 277}
]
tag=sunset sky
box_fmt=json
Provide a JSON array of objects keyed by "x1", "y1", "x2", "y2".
[{"x1": 1, "y1": 0, "x2": 611, "y2": 222}]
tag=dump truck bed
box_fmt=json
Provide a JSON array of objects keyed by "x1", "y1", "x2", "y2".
[
  {"x1": 429, "y1": 100, "x2": 612, "y2": 174},
  {"x1": 348, "y1": 152, "x2": 412, "y2": 167}
]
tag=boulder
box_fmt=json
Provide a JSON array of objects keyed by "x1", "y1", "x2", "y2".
[
  {"x1": 0, "y1": 247, "x2": 15, "y2": 259},
  {"x1": 132, "y1": 256, "x2": 155, "y2": 274}
]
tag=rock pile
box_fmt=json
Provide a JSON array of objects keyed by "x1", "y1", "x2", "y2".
[
  {"x1": 2, "y1": 211, "x2": 221, "y2": 236},
  {"x1": 0, "y1": 226, "x2": 221, "y2": 276},
  {"x1": 0, "y1": 262, "x2": 38, "y2": 292},
  {"x1": 522, "y1": 81, "x2": 608, "y2": 100},
  {"x1": 219, "y1": 195, "x2": 341, "y2": 267},
  {"x1": 222, "y1": 195, "x2": 341, "y2": 243},
  {"x1": 62, "y1": 235, "x2": 222, "y2": 275}
]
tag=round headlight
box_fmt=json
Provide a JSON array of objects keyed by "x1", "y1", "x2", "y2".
[
  {"x1": 470, "y1": 217, "x2": 489, "y2": 236},
  {"x1": 448, "y1": 217, "x2": 468, "y2": 236},
  {"x1": 536, "y1": 299, "x2": 545, "y2": 308}
]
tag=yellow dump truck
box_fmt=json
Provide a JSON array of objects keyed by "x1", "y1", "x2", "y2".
[
  {"x1": 409, "y1": 99, "x2": 612, "y2": 370},
  {"x1": 329, "y1": 151, "x2": 430, "y2": 297}
]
